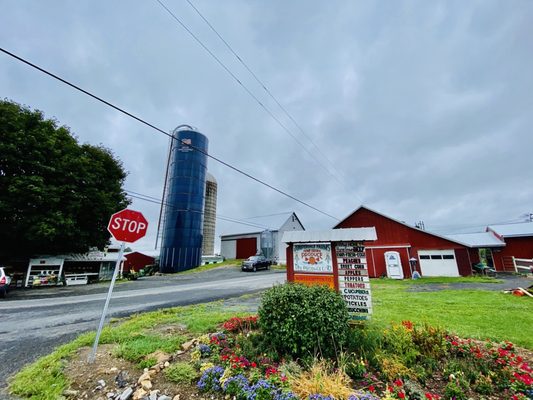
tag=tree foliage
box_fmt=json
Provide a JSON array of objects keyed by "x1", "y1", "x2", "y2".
[{"x1": 0, "y1": 99, "x2": 130, "y2": 261}]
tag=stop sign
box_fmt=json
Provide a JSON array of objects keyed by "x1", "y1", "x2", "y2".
[{"x1": 107, "y1": 208, "x2": 148, "y2": 243}]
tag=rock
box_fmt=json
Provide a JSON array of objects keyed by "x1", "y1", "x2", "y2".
[
  {"x1": 137, "y1": 372, "x2": 152, "y2": 384},
  {"x1": 175, "y1": 350, "x2": 185, "y2": 356},
  {"x1": 181, "y1": 339, "x2": 197, "y2": 351},
  {"x1": 107, "y1": 393, "x2": 116, "y2": 399},
  {"x1": 173, "y1": 395, "x2": 180, "y2": 400},
  {"x1": 119, "y1": 387, "x2": 134, "y2": 400},
  {"x1": 98, "y1": 380, "x2": 106, "y2": 388},
  {"x1": 132, "y1": 388, "x2": 148, "y2": 400},
  {"x1": 148, "y1": 368, "x2": 158, "y2": 376},
  {"x1": 62, "y1": 389, "x2": 79, "y2": 397},
  {"x1": 152, "y1": 364, "x2": 161, "y2": 373},
  {"x1": 158, "y1": 396, "x2": 172, "y2": 400},
  {"x1": 149, "y1": 391, "x2": 159, "y2": 400},
  {"x1": 116, "y1": 371, "x2": 129, "y2": 388},
  {"x1": 108, "y1": 367, "x2": 119, "y2": 374},
  {"x1": 164, "y1": 361, "x2": 170, "y2": 368},
  {"x1": 140, "y1": 379, "x2": 152, "y2": 391},
  {"x1": 147, "y1": 350, "x2": 171, "y2": 364}
]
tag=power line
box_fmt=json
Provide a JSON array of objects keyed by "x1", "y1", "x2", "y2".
[
  {"x1": 242, "y1": 211, "x2": 293, "y2": 220},
  {"x1": 126, "y1": 192, "x2": 270, "y2": 230},
  {"x1": 184, "y1": 0, "x2": 349, "y2": 186},
  {"x1": 154, "y1": 0, "x2": 343, "y2": 186},
  {"x1": 0, "y1": 46, "x2": 339, "y2": 221}
]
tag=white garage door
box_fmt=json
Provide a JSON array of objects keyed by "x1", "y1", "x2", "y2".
[{"x1": 418, "y1": 250, "x2": 459, "y2": 277}]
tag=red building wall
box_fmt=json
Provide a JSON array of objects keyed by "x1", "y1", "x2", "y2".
[
  {"x1": 236, "y1": 238, "x2": 257, "y2": 259},
  {"x1": 491, "y1": 237, "x2": 533, "y2": 271},
  {"x1": 335, "y1": 207, "x2": 471, "y2": 277},
  {"x1": 124, "y1": 252, "x2": 155, "y2": 273}
]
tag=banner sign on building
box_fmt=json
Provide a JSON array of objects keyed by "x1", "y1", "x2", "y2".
[
  {"x1": 336, "y1": 242, "x2": 372, "y2": 321},
  {"x1": 294, "y1": 273, "x2": 335, "y2": 289},
  {"x1": 293, "y1": 243, "x2": 333, "y2": 273}
]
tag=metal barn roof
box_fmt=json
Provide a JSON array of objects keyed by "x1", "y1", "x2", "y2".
[
  {"x1": 444, "y1": 232, "x2": 505, "y2": 247},
  {"x1": 282, "y1": 227, "x2": 377, "y2": 243},
  {"x1": 220, "y1": 211, "x2": 303, "y2": 238},
  {"x1": 488, "y1": 222, "x2": 533, "y2": 238}
]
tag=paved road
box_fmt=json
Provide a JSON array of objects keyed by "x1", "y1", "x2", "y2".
[{"x1": 0, "y1": 267, "x2": 285, "y2": 397}]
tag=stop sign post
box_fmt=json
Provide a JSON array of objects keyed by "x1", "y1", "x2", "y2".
[{"x1": 88, "y1": 209, "x2": 148, "y2": 363}]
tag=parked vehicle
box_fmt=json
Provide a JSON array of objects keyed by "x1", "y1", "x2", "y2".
[
  {"x1": 0, "y1": 267, "x2": 12, "y2": 298},
  {"x1": 241, "y1": 255, "x2": 271, "y2": 272}
]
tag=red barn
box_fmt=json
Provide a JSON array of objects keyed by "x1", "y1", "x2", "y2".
[
  {"x1": 334, "y1": 206, "x2": 474, "y2": 278},
  {"x1": 124, "y1": 251, "x2": 156, "y2": 273},
  {"x1": 486, "y1": 223, "x2": 533, "y2": 272}
]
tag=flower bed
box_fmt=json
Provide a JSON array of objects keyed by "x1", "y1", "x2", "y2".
[{"x1": 185, "y1": 316, "x2": 533, "y2": 400}]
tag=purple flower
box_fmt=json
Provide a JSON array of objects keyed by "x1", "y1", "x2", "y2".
[{"x1": 197, "y1": 365, "x2": 224, "y2": 392}]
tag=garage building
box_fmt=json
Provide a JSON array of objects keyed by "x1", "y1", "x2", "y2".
[
  {"x1": 220, "y1": 212, "x2": 304, "y2": 263},
  {"x1": 334, "y1": 206, "x2": 474, "y2": 278}
]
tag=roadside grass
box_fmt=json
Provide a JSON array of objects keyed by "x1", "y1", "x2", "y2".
[
  {"x1": 8, "y1": 302, "x2": 248, "y2": 400},
  {"x1": 114, "y1": 334, "x2": 187, "y2": 366},
  {"x1": 177, "y1": 258, "x2": 243, "y2": 274}
]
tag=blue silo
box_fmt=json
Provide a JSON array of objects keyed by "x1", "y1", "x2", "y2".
[{"x1": 159, "y1": 125, "x2": 208, "y2": 272}]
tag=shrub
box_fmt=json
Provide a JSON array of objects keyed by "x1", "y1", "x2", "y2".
[
  {"x1": 411, "y1": 323, "x2": 448, "y2": 360},
  {"x1": 164, "y1": 362, "x2": 197, "y2": 383},
  {"x1": 376, "y1": 356, "x2": 411, "y2": 380},
  {"x1": 346, "y1": 324, "x2": 383, "y2": 368},
  {"x1": 258, "y1": 283, "x2": 350, "y2": 359}
]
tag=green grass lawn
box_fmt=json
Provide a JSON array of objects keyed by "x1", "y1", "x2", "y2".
[{"x1": 370, "y1": 279, "x2": 533, "y2": 349}]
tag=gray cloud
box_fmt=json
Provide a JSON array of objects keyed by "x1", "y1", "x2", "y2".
[{"x1": 1, "y1": 0, "x2": 532, "y2": 251}]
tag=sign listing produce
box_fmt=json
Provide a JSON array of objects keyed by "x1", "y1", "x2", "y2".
[{"x1": 336, "y1": 242, "x2": 372, "y2": 320}]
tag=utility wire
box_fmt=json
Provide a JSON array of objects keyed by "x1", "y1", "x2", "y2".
[
  {"x1": 154, "y1": 0, "x2": 343, "y2": 185},
  {"x1": 1, "y1": 47, "x2": 339, "y2": 221},
  {"x1": 126, "y1": 188, "x2": 271, "y2": 229},
  {"x1": 0, "y1": 47, "x2": 338, "y2": 221},
  {"x1": 126, "y1": 191, "x2": 269, "y2": 230},
  {"x1": 184, "y1": 0, "x2": 351, "y2": 186}
]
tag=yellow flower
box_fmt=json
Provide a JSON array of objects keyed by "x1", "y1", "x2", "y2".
[{"x1": 200, "y1": 362, "x2": 214, "y2": 372}]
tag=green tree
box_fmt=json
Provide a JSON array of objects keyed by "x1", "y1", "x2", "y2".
[{"x1": 0, "y1": 99, "x2": 130, "y2": 261}]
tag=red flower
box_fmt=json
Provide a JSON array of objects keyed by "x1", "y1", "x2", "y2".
[
  {"x1": 425, "y1": 394, "x2": 433, "y2": 400},
  {"x1": 251, "y1": 362, "x2": 257, "y2": 368},
  {"x1": 368, "y1": 385, "x2": 375, "y2": 392},
  {"x1": 394, "y1": 379, "x2": 403, "y2": 387},
  {"x1": 401, "y1": 320, "x2": 414, "y2": 331},
  {"x1": 398, "y1": 392, "x2": 406, "y2": 399}
]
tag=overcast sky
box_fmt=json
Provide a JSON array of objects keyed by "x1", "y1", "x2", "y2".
[{"x1": 1, "y1": 0, "x2": 532, "y2": 252}]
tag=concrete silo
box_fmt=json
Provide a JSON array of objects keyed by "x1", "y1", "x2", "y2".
[
  {"x1": 159, "y1": 125, "x2": 208, "y2": 272},
  {"x1": 202, "y1": 173, "x2": 217, "y2": 255}
]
